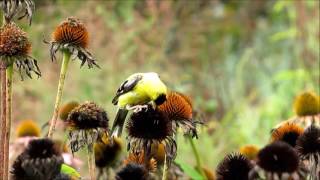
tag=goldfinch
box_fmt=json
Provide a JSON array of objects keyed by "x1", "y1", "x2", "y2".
[{"x1": 111, "y1": 72, "x2": 167, "y2": 137}]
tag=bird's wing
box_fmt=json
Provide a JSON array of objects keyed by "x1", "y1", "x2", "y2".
[{"x1": 112, "y1": 74, "x2": 143, "y2": 105}]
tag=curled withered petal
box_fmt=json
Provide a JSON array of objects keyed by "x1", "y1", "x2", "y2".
[{"x1": 1, "y1": 0, "x2": 35, "y2": 25}]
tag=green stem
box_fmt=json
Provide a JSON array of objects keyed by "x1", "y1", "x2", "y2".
[
  {"x1": 4, "y1": 64, "x2": 13, "y2": 180},
  {"x1": 161, "y1": 154, "x2": 168, "y2": 180},
  {"x1": 47, "y1": 51, "x2": 71, "y2": 138},
  {"x1": 87, "y1": 144, "x2": 96, "y2": 180},
  {"x1": 188, "y1": 136, "x2": 207, "y2": 180}
]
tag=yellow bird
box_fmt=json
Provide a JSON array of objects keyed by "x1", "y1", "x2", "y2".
[{"x1": 111, "y1": 72, "x2": 167, "y2": 137}]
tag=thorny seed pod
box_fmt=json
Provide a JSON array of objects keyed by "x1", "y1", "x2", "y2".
[
  {"x1": 239, "y1": 145, "x2": 259, "y2": 161},
  {"x1": 158, "y1": 91, "x2": 198, "y2": 138},
  {"x1": 271, "y1": 123, "x2": 304, "y2": 147},
  {"x1": 66, "y1": 101, "x2": 109, "y2": 154},
  {"x1": 126, "y1": 106, "x2": 177, "y2": 164},
  {"x1": 294, "y1": 91, "x2": 320, "y2": 117},
  {"x1": 0, "y1": 0, "x2": 35, "y2": 25},
  {"x1": 257, "y1": 141, "x2": 299, "y2": 178},
  {"x1": 11, "y1": 138, "x2": 64, "y2": 180},
  {"x1": 59, "y1": 101, "x2": 80, "y2": 121},
  {"x1": 45, "y1": 17, "x2": 99, "y2": 69},
  {"x1": 124, "y1": 151, "x2": 157, "y2": 172},
  {"x1": 0, "y1": 22, "x2": 41, "y2": 79},
  {"x1": 16, "y1": 119, "x2": 41, "y2": 138},
  {"x1": 216, "y1": 153, "x2": 253, "y2": 180},
  {"x1": 296, "y1": 125, "x2": 320, "y2": 179},
  {"x1": 116, "y1": 163, "x2": 149, "y2": 180}
]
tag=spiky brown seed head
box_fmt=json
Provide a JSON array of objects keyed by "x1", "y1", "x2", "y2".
[
  {"x1": 59, "y1": 101, "x2": 80, "y2": 121},
  {"x1": 216, "y1": 153, "x2": 253, "y2": 180},
  {"x1": 0, "y1": 23, "x2": 31, "y2": 57},
  {"x1": 52, "y1": 17, "x2": 89, "y2": 49},
  {"x1": 257, "y1": 141, "x2": 299, "y2": 174},
  {"x1": 296, "y1": 125, "x2": 320, "y2": 159},
  {"x1": 66, "y1": 101, "x2": 108, "y2": 130},
  {"x1": 116, "y1": 163, "x2": 149, "y2": 180},
  {"x1": 124, "y1": 151, "x2": 157, "y2": 172},
  {"x1": 294, "y1": 91, "x2": 320, "y2": 117},
  {"x1": 94, "y1": 137, "x2": 123, "y2": 168},
  {"x1": 239, "y1": 145, "x2": 259, "y2": 160},
  {"x1": 158, "y1": 91, "x2": 193, "y2": 121},
  {"x1": 127, "y1": 107, "x2": 172, "y2": 140},
  {"x1": 16, "y1": 120, "x2": 41, "y2": 138},
  {"x1": 11, "y1": 138, "x2": 63, "y2": 180},
  {"x1": 271, "y1": 123, "x2": 304, "y2": 147}
]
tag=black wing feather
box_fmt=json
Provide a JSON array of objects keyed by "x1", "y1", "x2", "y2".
[{"x1": 112, "y1": 75, "x2": 143, "y2": 105}]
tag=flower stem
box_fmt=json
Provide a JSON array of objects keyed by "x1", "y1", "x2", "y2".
[
  {"x1": 161, "y1": 154, "x2": 168, "y2": 180},
  {"x1": 87, "y1": 144, "x2": 96, "y2": 180},
  {"x1": 4, "y1": 64, "x2": 13, "y2": 180},
  {"x1": 0, "y1": 12, "x2": 6, "y2": 179},
  {"x1": 0, "y1": 61, "x2": 7, "y2": 179},
  {"x1": 188, "y1": 136, "x2": 207, "y2": 180},
  {"x1": 48, "y1": 51, "x2": 71, "y2": 138}
]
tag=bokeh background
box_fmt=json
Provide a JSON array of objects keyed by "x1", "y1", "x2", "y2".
[{"x1": 3, "y1": 0, "x2": 319, "y2": 177}]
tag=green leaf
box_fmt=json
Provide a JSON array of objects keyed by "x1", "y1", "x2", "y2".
[
  {"x1": 175, "y1": 160, "x2": 205, "y2": 180},
  {"x1": 61, "y1": 164, "x2": 81, "y2": 178}
]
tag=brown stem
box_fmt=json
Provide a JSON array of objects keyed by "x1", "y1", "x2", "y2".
[
  {"x1": 4, "y1": 64, "x2": 13, "y2": 180},
  {"x1": 87, "y1": 143, "x2": 96, "y2": 180},
  {"x1": 0, "y1": 61, "x2": 7, "y2": 179}
]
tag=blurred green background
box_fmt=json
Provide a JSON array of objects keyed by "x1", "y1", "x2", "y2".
[{"x1": 4, "y1": 0, "x2": 320, "y2": 176}]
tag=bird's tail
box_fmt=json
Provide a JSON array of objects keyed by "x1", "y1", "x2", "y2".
[{"x1": 111, "y1": 108, "x2": 128, "y2": 138}]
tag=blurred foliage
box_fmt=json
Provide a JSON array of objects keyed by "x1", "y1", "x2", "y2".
[{"x1": 1, "y1": 0, "x2": 319, "y2": 178}]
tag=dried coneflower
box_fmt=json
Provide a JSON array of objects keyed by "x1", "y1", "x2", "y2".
[
  {"x1": 47, "y1": 17, "x2": 99, "y2": 139},
  {"x1": 271, "y1": 123, "x2": 304, "y2": 147},
  {"x1": 11, "y1": 138, "x2": 64, "y2": 180},
  {"x1": 0, "y1": 22, "x2": 41, "y2": 79},
  {"x1": 257, "y1": 141, "x2": 300, "y2": 179},
  {"x1": 66, "y1": 101, "x2": 108, "y2": 180},
  {"x1": 16, "y1": 119, "x2": 40, "y2": 138},
  {"x1": 94, "y1": 136, "x2": 123, "y2": 177},
  {"x1": 116, "y1": 163, "x2": 149, "y2": 180},
  {"x1": 158, "y1": 91, "x2": 197, "y2": 137},
  {"x1": 126, "y1": 106, "x2": 176, "y2": 163},
  {"x1": 216, "y1": 153, "x2": 253, "y2": 180},
  {"x1": 239, "y1": 145, "x2": 259, "y2": 161},
  {"x1": 0, "y1": 0, "x2": 35, "y2": 25},
  {"x1": 296, "y1": 125, "x2": 320, "y2": 179}
]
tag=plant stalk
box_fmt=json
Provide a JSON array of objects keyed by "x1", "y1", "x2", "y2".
[
  {"x1": 161, "y1": 154, "x2": 168, "y2": 180},
  {"x1": 0, "y1": 61, "x2": 7, "y2": 179},
  {"x1": 4, "y1": 64, "x2": 13, "y2": 180},
  {"x1": 87, "y1": 144, "x2": 96, "y2": 180},
  {"x1": 47, "y1": 51, "x2": 71, "y2": 138},
  {"x1": 188, "y1": 136, "x2": 207, "y2": 180}
]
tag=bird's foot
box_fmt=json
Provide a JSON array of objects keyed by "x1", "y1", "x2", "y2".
[{"x1": 127, "y1": 104, "x2": 149, "y2": 113}]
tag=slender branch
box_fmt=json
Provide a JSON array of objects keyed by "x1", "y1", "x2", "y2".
[
  {"x1": 161, "y1": 154, "x2": 168, "y2": 180},
  {"x1": 4, "y1": 64, "x2": 13, "y2": 180},
  {"x1": 0, "y1": 61, "x2": 7, "y2": 179},
  {"x1": 47, "y1": 51, "x2": 71, "y2": 138},
  {"x1": 0, "y1": 11, "x2": 7, "y2": 179},
  {"x1": 188, "y1": 136, "x2": 207, "y2": 179},
  {"x1": 87, "y1": 143, "x2": 96, "y2": 180}
]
